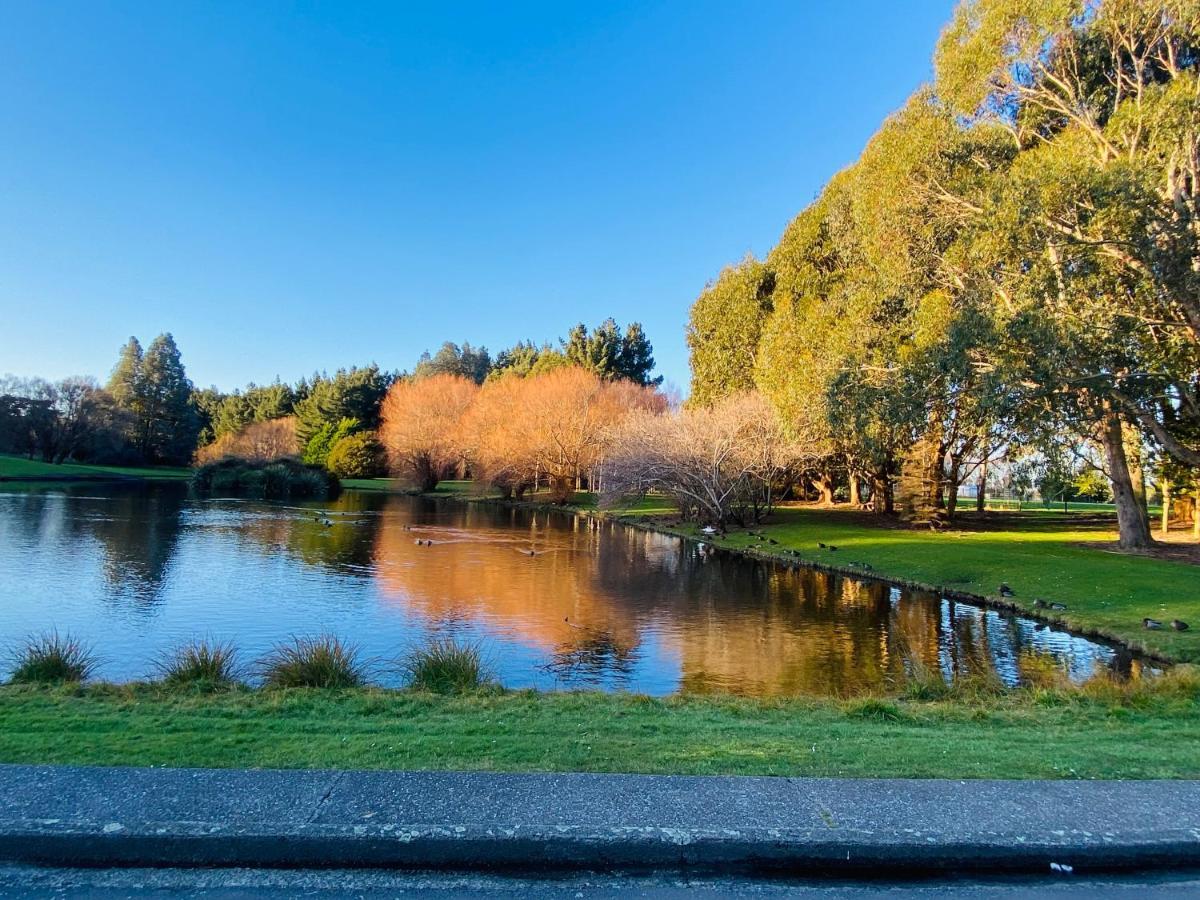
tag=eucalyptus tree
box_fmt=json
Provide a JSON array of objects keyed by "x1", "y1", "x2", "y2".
[
  {"x1": 932, "y1": 0, "x2": 1200, "y2": 546},
  {"x1": 750, "y1": 96, "x2": 1023, "y2": 520},
  {"x1": 685, "y1": 257, "x2": 775, "y2": 407}
]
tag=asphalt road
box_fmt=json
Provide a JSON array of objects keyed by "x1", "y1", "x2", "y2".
[{"x1": 3, "y1": 867, "x2": 1200, "y2": 899}]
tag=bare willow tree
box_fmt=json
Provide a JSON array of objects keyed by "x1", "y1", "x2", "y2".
[
  {"x1": 602, "y1": 392, "x2": 801, "y2": 526},
  {"x1": 379, "y1": 374, "x2": 477, "y2": 491}
]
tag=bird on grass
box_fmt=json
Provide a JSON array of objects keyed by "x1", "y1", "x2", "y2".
[
  {"x1": 817, "y1": 542, "x2": 827, "y2": 549},
  {"x1": 998, "y1": 583, "x2": 1014, "y2": 597},
  {"x1": 1171, "y1": 620, "x2": 1190, "y2": 631},
  {"x1": 827, "y1": 545, "x2": 839, "y2": 552},
  {"x1": 1144, "y1": 618, "x2": 1164, "y2": 630},
  {"x1": 1033, "y1": 599, "x2": 1067, "y2": 611}
]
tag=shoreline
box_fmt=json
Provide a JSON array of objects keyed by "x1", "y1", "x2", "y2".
[{"x1": 420, "y1": 488, "x2": 1181, "y2": 668}]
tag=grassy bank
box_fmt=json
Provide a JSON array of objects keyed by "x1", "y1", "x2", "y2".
[
  {"x1": 0, "y1": 454, "x2": 191, "y2": 481},
  {"x1": 1, "y1": 677, "x2": 1198, "y2": 779}
]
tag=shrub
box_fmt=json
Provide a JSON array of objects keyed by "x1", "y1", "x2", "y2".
[
  {"x1": 843, "y1": 697, "x2": 908, "y2": 721},
  {"x1": 262, "y1": 462, "x2": 293, "y2": 498},
  {"x1": 238, "y1": 468, "x2": 267, "y2": 499},
  {"x1": 401, "y1": 638, "x2": 490, "y2": 693},
  {"x1": 327, "y1": 432, "x2": 385, "y2": 479},
  {"x1": 191, "y1": 458, "x2": 341, "y2": 500},
  {"x1": 155, "y1": 639, "x2": 240, "y2": 690},
  {"x1": 303, "y1": 418, "x2": 361, "y2": 468},
  {"x1": 209, "y1": 467, "x2": 241, "y2": 496},
  {"x1": 290, "y1": 465, "x2": 333, "y2": 497},
  {"x1": 8, "y1": 632, "x2": 98, "y2": 684},
  {"x1": 258, "y1": 635, "x2": 367, "y2": 688}
]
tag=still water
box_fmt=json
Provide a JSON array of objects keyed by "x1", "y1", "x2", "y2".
[{"x1": 0, "y1": 483, "x2": 1142, "y2": 695}]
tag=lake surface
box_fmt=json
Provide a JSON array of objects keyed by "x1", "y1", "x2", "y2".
[{"x1": 0, "y1": 483, "x2": 1145, "y2": 695}]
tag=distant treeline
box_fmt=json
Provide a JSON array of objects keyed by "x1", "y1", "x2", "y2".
[{"x1": 0, "y1": 318, "x2": 659, "y2": 475}]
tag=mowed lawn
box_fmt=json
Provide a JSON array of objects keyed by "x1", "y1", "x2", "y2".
[
  {"x1": 0, "y1": 453, "x2": 191, "y2": 481},
  {"x1": 0, "y1": 683, "x2": 1197, "y2": 780}
]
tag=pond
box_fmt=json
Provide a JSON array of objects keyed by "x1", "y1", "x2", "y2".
[{"x1": 0, "y1": 482, "x2": 1147, "y2": 696}]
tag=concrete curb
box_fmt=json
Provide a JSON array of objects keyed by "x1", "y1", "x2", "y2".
[{"x1": 1, "y1": 766, "x2": 1198, "y2": 874}]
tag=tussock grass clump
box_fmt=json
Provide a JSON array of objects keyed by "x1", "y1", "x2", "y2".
[
  {"x1": 842, "y1": 697, "x2": 909, "y2": 722},
  {"x1": 155, "y1": 639, "x2": 240, "y2": 691},
  {"x1": 401, "y1": 638, "x2": 490, "y2": 694},
  {"x1": 257, "y1": 635, "x2": 367, "y2": 689},
  {"x1": 8, "y1": 632, "x2": 98, "y2": 684}
]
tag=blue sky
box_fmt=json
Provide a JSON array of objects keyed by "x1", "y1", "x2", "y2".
[{"x1": 0, "y1": 1, "x2": 953, "y2": 393}]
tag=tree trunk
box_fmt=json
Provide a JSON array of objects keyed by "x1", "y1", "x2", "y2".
[
  {"x1": 871, "y1": 471, "x2": 893, "y2": 514},
  {"x1": 1124, "y1": 423, "x2": 1149, "y2": 523},
  {"x1": 415, "y1": 458, "x2": 439, "y2": 493},
  {"x1": 1195, "y1": 486, "x2": 1200, "y2": 539},
  {"x1": 814, "y1": 472, "x2": 835, "y2": 506},
  {"x1": 1161, "y1": 475, "x2": 1171, "y2": 535},
  {"x1": 975, "y1": 458, "x2": 988, "y2": 513},
  {"x1": 550, "y1": 476, "x2": 574, "y2": 504},
  {"x1": 928, "y1": 454, "x2": 946, "y2": 511},
  {"x1": 848, "y1": 476, "x2": 860, "y2": 507},
  {"x1": 1099, "y1": 411, "x2": 1153, "y2": 550}
]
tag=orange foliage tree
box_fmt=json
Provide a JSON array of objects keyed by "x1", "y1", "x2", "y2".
[
  {"x1": 464, "y1": 367, "x2": 665, "y2": 503},
  {"x1": 379, "y1": 374, "x2": 477, "y2": 491},
  {"x1": 193, "y1": 416, "x2": 299, "y2": 464}
]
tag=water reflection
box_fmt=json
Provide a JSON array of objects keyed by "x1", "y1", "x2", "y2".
[{"x1": 0, "y1": 483, "x2": 1143, "y2": 694}]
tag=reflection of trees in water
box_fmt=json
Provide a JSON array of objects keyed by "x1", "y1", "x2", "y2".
[
  {"x1": 541, "y1": 627, "x2": 640, "y2": 687},
  {"x1": 372, "y1": 501, "x2": 643, "y2": 664},
  {"x1": 63, "y1": 484, "x2": 188, "y2": 605},
  {"x1": 219, "y1": 490, "x2": 385, "y2": 573},
  {"x1": 5, "y1": 483, "x2": 189, "y2": 606},
  {"x1": 590, "y1": 536, "x2": 913, "y2": 696},
  {"x1": 589, "y1": 526, "x2": 1130, "y2": 696}
]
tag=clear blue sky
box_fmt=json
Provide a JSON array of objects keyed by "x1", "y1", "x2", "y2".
[{"x1": 0, "y1": 1, "x2": 954, "y2": 394}]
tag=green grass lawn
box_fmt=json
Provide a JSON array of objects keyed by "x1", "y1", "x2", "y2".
[
  {"x1": 0, "y1": 679, "x2": 1196, "y2": 779},
  {"x1": 977, "y1": 497, "x2": 1164, "y2": 515},
  {"x1": 0, "y1": 453, "x2": 191, "y2": 481}
]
